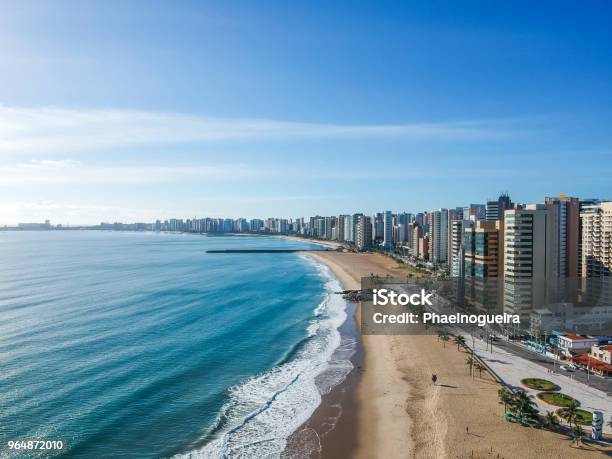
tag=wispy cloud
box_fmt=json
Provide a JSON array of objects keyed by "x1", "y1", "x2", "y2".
[
  {"x1": 0, "y1": 157, "x2": 539, "y2": 187},
  {"x1": 0, "y1": 160, "x2": 263, "y2": 185},
  {"x1": 0, "y1": 106, "x2": 517, "y2": 155}
]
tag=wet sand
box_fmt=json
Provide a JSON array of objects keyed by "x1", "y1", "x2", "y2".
[{"x1": 302, "y1": 251, "x2": 611, "y2": 459}]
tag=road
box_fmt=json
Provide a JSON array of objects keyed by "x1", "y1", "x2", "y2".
[
  {"x1": 460, "y1": 331, "x2": 612, "y2": 434},
  {"x1": 496, "y1": 339, "x2": 612, "y2": 395}
]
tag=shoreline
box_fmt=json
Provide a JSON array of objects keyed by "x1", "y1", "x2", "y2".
[
  {"x1": 298, "y1": 251, "x2": 612, "y2": 459},
  {"x1": 303, "y1": 252, "x2": 415, "y2": 459},
  {"x1": 280, "y1": 235, "x2": 345, "y2": 250}
]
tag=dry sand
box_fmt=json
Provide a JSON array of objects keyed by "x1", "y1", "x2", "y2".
[{"x1": 306, "y1": 251, "x2": 611, "y2": 459}]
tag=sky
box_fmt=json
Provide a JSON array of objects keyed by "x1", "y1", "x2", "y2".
[{"x1": 1, "y1": 0, "x2": 612, "y2": 224}]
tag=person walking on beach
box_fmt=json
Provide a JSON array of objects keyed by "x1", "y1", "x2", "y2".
[{"x1": 431, "y1": 373, "x2": 437, "y2": 385}]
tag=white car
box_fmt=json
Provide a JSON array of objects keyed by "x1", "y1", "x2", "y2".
[{"x1": 560, "y1": 365, "x2": 574, "y2": 372}]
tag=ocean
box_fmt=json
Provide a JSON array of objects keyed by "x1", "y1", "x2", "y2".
[{"x1": 0, "y1": 231, "x2": 353, "y2": 458}]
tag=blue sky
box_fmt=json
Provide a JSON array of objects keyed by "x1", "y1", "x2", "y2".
[{"x1": 1, "y1": 0, "x2": 611, "y2": 224}]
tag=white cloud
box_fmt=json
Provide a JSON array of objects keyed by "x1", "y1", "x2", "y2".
[
  {"x1": 0, "y1": 160, "x2": 261, "y2": 185},
  {"x1": 0, "y1": 106, "x2": 514, "y2": 155}
]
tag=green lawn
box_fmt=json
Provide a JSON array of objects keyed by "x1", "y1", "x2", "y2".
[
  {"x1": 536, "y1": 392, "x2": 577, "y2": 407},
  {"x1": 557, "y1": 408, "x2": 593, "y2": 426},
  {"x1": 521, "y1": 378, "x2": 557, "y2": 391}
]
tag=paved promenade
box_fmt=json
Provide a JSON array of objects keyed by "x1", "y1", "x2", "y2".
[{"x1": 460, "y1": 332, "x2": 612, "y2": 435}]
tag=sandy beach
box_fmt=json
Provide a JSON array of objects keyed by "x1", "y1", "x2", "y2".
[{"x1": 305, "y1": 251, "x2": 611, "y2": 459}]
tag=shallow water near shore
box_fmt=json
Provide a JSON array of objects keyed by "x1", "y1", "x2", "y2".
[{"x1": 0, "y1": 231, "x2": 350, "y2": 458}]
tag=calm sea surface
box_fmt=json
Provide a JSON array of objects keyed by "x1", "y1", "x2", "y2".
[{"x1": 0, "y1": 231, "x2": 352, "y2": 458}]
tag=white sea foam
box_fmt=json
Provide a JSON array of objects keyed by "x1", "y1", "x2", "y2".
[{"x1": 175, "y1": 256, "x2": 354, "y2": 459}]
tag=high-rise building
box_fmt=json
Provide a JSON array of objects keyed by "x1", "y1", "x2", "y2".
[
  {"x1": 372, "y1": 213, "x2": 384, "y2": 242},
  {"x1": 382, "y1": 211, "x2": 393, "y2": 250},
  {"x1": 325, "y1": 216, "x2": 337, "y2": 240},
  {"x1": 410, "y1": 223, "x2": 422, "y2": 258},
  {"x1": 356, "y1": 215, "x2": 372, "y2": 251},
  {"x1": 465, "y1": 220, "x2": 503, "y2": 278},
  {"x1": 396, "y1": 212, "x2": 411, "y2": 244},
  {"x1": 429, "y1": 209, "x2": 449, "y2": 264},
  {"x1": 419, "y1": 235, "x2": 429, "y2": 261},
  {"x1": 545, "y1": 195, "x2": 580, "y2": 278},
  {"x1": 462, "y1": 204, "x2": 486, "y2": 222},
  {"x1": 342, "y1": 215, "x2": 353, "y2": 242},
  {"x1": 581, "y1": 201, "x2": 612, "y2": 278},
  {"x1": 503, "y1": 205, "x2": 558, "y2": 316},
  {"x1": 337, "y1": 215, "x2": 349, "y2": 242},
  {"x1": 314, "y1": 217, "x2": 326, "y2": 239},
  {"x1": 250, "y1": 219, "x2": 264, "y2": 232},
  {"x1": 578, "y1": 199, "x2": 601, "y2": 276},
  {"x1": 446, "y1": 208, "x2": 460, "y2": 266},
  {"x1": 486, "y1": 194, "x2": 513, "y2": 221},
  {"x1": 449, "y1": 219, "x2": 474, "y2": 276},
  {"x1": 351, "y1": 213, "x2": 363, "y2": 244},
  {"x1": 235, "y1": 218, "x2": 249, "y2": 232}
]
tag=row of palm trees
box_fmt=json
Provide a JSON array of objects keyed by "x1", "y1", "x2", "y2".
[
  {"x1": 497, "y1": 388, "x2": 587, "y2": 445},
  {"x1": 436, "y1": 330, "x2": 487, "y2": 377},
  {"x1": 436, "y1": 328, "x2": 594, "y2": 447},
  {"x1": 497, "y1": 387, "x2": 538, "y2": 419}
]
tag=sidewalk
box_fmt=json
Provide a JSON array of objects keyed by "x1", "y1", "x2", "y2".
[{"x1": 460, "y1": 332, "x2": 612, "y2": 435}]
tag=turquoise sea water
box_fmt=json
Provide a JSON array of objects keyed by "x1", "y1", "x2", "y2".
[{"x1": 0, "y1": 231, "x2": 352, "y2": 458}]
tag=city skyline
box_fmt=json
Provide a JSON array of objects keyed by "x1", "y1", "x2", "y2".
[{"x1": 2, "y1": 1, "x2": 612, "y2": 224}]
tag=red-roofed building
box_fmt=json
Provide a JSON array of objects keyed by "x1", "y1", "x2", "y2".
[
  {"x1": 557, "y1": 333, "x2": 599, "y2": 356},
  {"x1": 591, "y1": 344, "x2": 612, "y2": 364},
  {"x1": 572, "y1": 351, "x2": 612, "y2": 376}
]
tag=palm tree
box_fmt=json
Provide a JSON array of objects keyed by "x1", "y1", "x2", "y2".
[
  {"x1": 454, "y1": 335, "x2": 466, "y2": 351},
  {"x1": 572, "y1": 425, "x2": 585, "y2": 446},
  {"x1": 565, "y1": 400, "x2": 579, "y2": 429},
  {"x1": 544, "y1": 411, "x2": 559, "y2": 430},
  {"x1": 497, "y1": 387, "x2": 513, "y2": 413},
  {"x1": 474, "y1": 361, "x2": 485, "y2": 378},
  {"x1": 465, "y1": 356, "x2": 475, "y2": 375},
  {"x1": 513, "y1": 390, "x2": 536, "y2": 419},
  {"x1": 440, "y1": 333, "x2": 450, "y2": 348}
]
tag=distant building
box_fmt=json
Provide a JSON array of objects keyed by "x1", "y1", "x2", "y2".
[
  {"x1": 573, "y1": 343, "x2": 612, "y2": 376},
  {"x1": 557, "y1": 333, "x2": 599, "y2": 356},
  {"x1": 429, "y1": 209, "x2": 448, "y2": 264},
  {"x1": 419, "y1": 235, "x2": 429, "y2": 261},
  {"x1": 325, "y1": 216, "x2": 337, "y2": 240},
  {"x1": 581, "y1": 201, "x2": 612, "y2": 278},
  {"x1": 355, "y1": 215, "x2": 372, "y2": 251},
  {"x1": 382, "y1": 211, "x2": 393, "y2": 250},
  {"x1": 341, "y1": 215, "x2": 353, "y2": 242},
  {"x1": 545, "y1": 195, "x2": 580, "y2": 278},
  {"x1": 464, "y1": 220, "x2": 503, "y2": 278},
  {"x1": 250, "y1": 219, "x2": 264, "y2": 232},
  {"x1": 410, "y1": 223, "x2": 423, "y2": 258},
  {"x1": 351, "y1": 213, "x2": 363, "y2": 244},
  {"x1": 530, "y1": 303, "x2": 612, "y2": 335},
  {"x1": 578, "y1": 198, "x2": 601, "y2": 276},
  {"x1": 337, "y1": 215, "x2": 349, "y2": 242},
  {"x1": 449, "y1": 220, "x2": 474, "y2": 276},
  {"x1": 462, "y1": 204, "x2": 486, "y2": 222},
  {"x1": 486, "y1": 194, "x2": 513, "y2": 221},
  {"x1": 590, "y1": 344, "x2": 612, "y2": 364},
  {"x1": 372, "y1": 213, "x2": 384, "y2": 242},
  {"x1": 503, "y1": 205, "x2": 557, "y2": 317}
]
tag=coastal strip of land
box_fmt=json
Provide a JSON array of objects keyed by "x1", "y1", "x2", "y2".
[{"x1": 304, "y1": 251, "x2": 611, "y2": 459}]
